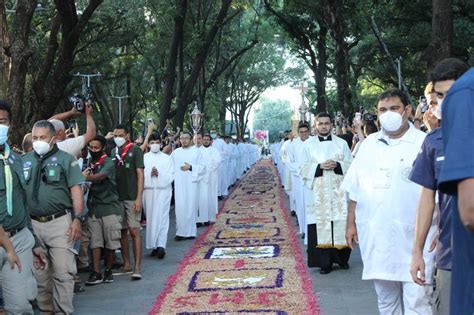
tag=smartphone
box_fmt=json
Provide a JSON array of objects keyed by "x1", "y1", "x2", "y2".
[
  {"x1": 68, "y1": 119, "x2": 77, "y2": 130},
  {"x1": 354, "y1": 112, "x2": 361, "y2": 123}
]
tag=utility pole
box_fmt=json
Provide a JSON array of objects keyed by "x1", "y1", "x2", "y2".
[{"x1": 112, "y1": 95, "x2": 129, "y2": 124}]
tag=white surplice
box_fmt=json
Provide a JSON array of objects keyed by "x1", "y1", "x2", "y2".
[
  {"x1": 300, "y1": 135, "x2": 353, "y2": 248},
  {"x1": 212, "y1": 138, "x2": 229, "y2": 196},
  {"x1": 197, "y1": 145, "x2": 222, "y2": 223},
  {"x1": 341, "y1": 125, "x2": 436, "y2": 283},
  {"x1": 286, "y1": 137, "x2": 311, "y2": 234},
  {"x1": 143, "y1": 151, "x2": 174, "y2": 249},
  {"x1": 171, "y1": 146, "x2": 205, "y2": 237}
]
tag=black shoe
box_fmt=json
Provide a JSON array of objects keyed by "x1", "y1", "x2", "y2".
[
  {"x1": 339, "y1": 263, "x2": 350, "y2": 270},
  {"x1": 218, "y1": 196, "x2": 224, "y2": 201},
  {"x1": 104, "y1": 269, "x2": 114, "y2": 283},
  {"x1": 74, "y1": 282, "x2": 85, "y2": 293},
  {"x1": 185, "y1": 236, "x2": 196, "y2": 240},
  {"x1": 150, "y1": 248, "x2": 159, "y2": 257},
  {"x1": 291, "y1": 211, "x2": 296, "y2": 217},
  {"x1": 203, "y1": 222, "x2": 210, "y2": 226},
  {"x1": 319, "y1": 267, "x2": 332, "y2": 275},
  {"x1": 86, "y1": 272, "x2": 103, "y2": 285},
  {"x1": 156, "y1": 247, "x2": 166, "y2": 259},
  {"x1": 301, "y1": 233, "x2": 305, "y2": 239},
  {"x1": 196, "y1": 223, "x2": 203, "y2": 228},
  {"x1": 175, "y1": 235, "x2": 185, "y2": 241}
]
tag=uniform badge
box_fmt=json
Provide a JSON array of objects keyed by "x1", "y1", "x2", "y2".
[
  {"x1": 401, "y1": 167, "x2": 412, "y2": 182},
  {"x1": 51, "y1": 156, "x2": 57, "y2": 162},
  {"x1": 23, "y1": 161, "x2": 32, "y2": 168}
]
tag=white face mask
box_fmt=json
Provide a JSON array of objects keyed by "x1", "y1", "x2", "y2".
[
  {"x1": 379, "y1": 111, "x2": 403, "y2": 133},
  {"x1": 150, "y1": 143, "x2": 160, "y2": 153},
  {"x1": 33, "y1": 140, "x2": 51, "y2": 156},
  {"x1": 433, "y1": 98, "x2": 443, "y2": 120},
  {"x1": 114, "y1": 137, "x2": 126, "y2": 147},
  {"x1": 0, "y1": 124, "x2": 9, "y2": 145}
]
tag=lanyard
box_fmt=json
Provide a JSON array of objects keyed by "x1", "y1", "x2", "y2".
[{"x1": 115, "y1": 142, "x2": 133, "y2": 166}]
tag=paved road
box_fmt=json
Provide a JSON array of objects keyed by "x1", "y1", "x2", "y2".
[{"x1": 74, "y1": 194, "x2": 378, "y2": 315}]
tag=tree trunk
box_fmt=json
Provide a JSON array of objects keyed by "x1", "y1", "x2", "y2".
[
  {"x1": 0, "y1": 0, "x2": 10, "y2": 100},
  {"x1": 9, "y1": 0, "x2": 37, "y2": 145},
  {"x1": 323, "y1": 0, "x2": 352, "y2": 116},
  {"x1": 159, "y1": 0, "x2": 188, "y2": 132},
  {"x1": 315, "y1": 20, "x2": 327, "y2": 113},
  {"x1": 174, "y1": 0, "x2": 233, "y2": 130},
  {"x1": 427, "y1": 0, "x2": 453, "y2": 68}
]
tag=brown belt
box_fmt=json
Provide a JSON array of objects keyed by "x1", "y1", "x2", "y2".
[{"x1": 31, "y1": 210, "x2": 69, "y2": 223}]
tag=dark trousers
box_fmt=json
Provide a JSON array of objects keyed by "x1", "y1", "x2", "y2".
[{"x1": 307, "y1": 223, "x2": 351, "y2": 269}]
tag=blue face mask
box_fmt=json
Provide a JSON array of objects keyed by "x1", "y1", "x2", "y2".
[{"x1": 0, "y1": 124, "x2": 9, "y2": 145}]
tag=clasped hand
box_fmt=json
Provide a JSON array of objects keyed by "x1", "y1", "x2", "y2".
[{"x1": 320, "y1": 160, "x2": 337, "y2": 170}]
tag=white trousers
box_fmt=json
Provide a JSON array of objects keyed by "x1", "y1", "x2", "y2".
[
  {"x1": 373, "y1": 280, "x2": 433, "y2": 315},
  {"x1": 143, "y1": 187, "x2": 172, "y2": 249}
]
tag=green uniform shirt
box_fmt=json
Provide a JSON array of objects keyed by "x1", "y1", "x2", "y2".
[
  {"x1": 0, "y1": 151, "x2": 29, "y2": 231},
  {"x1": 111, "y1": 144, "x2": 144, "y2": 201},
  {"x1": 87, "y1": 157, "x2": 123, "y2": 218},
  {"x1": 23, "y1": 145, "x2": 84, "y2": 216}
]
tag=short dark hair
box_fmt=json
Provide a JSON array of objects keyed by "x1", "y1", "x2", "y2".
[
  {"x1": 203, "y1": 134, "x2": 212, "y2": 140},
  {"x1": 91, "y1": 135, "x2": 107, "y2": 148},
  {"x1": 377, "y1": 89, "x2": 409, "y2": 107},
  {"x1": 149, "y1": 133, "x2": 161, "y2": 142},
  {"x1": 33, "y1": 120, "x2": 56, "y2": 136},
  {"x1": 298, "y1": 121, "x2": 310, "y2": 130},
  {"x1": 429, "y1": 58, "x2": 469, "y2": 84},
  {"x1": 0, "y1": 100, "x2": 12, "y2": 121},
  {"x1": 315, "y1": 112, "x2": 332, "y2": 121},
  {"x1": 180, "y1": 131, "x2": 192, "y2": 138},
  {"x1": 114, "y1": 124, "x2": 129, "y2": 133}
]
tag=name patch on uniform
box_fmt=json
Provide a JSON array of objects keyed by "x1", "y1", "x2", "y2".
[
  {"x1": 49, "y1": 169, "x2": 56, "y2": 177},
  {"x1": 436, "y1": 156, "x2": 445, "y2": 162}
]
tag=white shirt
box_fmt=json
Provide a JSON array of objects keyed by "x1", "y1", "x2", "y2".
[
  {"x1": 341, "y1": 125, "x2": 436, "y2": 282},
  {"x1": 57, "y1": 135, "x2": 85, "y2": 159}
]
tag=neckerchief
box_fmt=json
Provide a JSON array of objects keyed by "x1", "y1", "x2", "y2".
[
  {"x1": 0, "y1": 144, "x2": 12, "y2": 216},
  {"x1": 114, "y1": 142, "x2": 134, "y2": 166},
  {"x1": 91, "y1": 154, "x2": 108, "y2": 171},
  {"x1": 33, "y1": 145, "x2": 59, "y2": 204}
]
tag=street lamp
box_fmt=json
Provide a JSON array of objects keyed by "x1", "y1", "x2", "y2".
[{"x1": 190, "y1": 102, "x2": 203, "y2": 135}]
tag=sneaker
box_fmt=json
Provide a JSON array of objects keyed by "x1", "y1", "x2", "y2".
[
  {"x1": 104, "y1": 269, "x2": 114, "y2": 283},
  {"x1": 85, "y1": 272, "x2": 103, "y2": 285},
  {"x1": 156, "y1": 247, "x2": 166, "y2": 259},
  {"x1": 131, "y1": 271, "x2": 142, "y2": 281},
  {"x1": 112, "y1": 266, "x2": 133, "y2": 275}
]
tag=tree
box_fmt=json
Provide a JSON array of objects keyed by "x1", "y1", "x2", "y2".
[{"x1": 253, "y1": 99, "x2": 292, "y2": 142}]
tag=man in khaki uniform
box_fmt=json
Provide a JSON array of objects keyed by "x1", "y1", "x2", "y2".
[
  {"x1": 23, "y1": 120, "x2": 84, "y2": 314},
  {"x1": 82, "y1": 135, "x2": 123, "y2": 285},
  {"x1": 0, "y1": 101, "x2": 47, "y2": 314},
  {"x1": 111, "y1": 125, "x2": 144, "y2": 280}
]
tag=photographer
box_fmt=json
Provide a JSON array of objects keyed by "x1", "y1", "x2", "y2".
[
  {"x1": 414, "y1": 82, "x2": 439, "y2": 132},
  {"x1": 351, "y1": 112, "x2": 378, "y2": 156},
  {"x1": 49, "y1": 101, "x2": 96, "y2": 158}
]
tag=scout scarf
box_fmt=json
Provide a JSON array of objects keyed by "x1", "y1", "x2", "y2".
[
  {"x1": 91, "y1": 153, "x2": 108, "y2": 171},
  {"x1": 33, "y1": 144, "x2": 59, "y2": 204},
  {"x1": 114, "y1": 141, "x2": 134, "y2": 166},
  {"x1": 0, "y1": 143, "x2": 12, "y2": 216}
]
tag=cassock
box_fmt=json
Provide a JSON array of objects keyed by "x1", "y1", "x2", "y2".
[
  {"x1": 286, "y1": 137, "x2": 311, "y2": 236},
  {"x1": 197, "y1": 145, "x2": 222, "y2": 223},
  {"x1": 300, "y1": 134, "x2": 353, "y2": 269},
  {"x1": 171, "y1": 146, "x2": 205, "y2": 237},
  {"x1": 143, "y1": 150, "x2": 174, "y2": 249}
]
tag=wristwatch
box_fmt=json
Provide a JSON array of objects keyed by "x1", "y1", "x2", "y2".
[{"x1": 73, "y1": 213, "x2": 85, "y2": 223}]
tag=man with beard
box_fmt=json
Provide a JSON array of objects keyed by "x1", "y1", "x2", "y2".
[{"x1": 299, "y1": 112, "x2": 353, "y2": 274}]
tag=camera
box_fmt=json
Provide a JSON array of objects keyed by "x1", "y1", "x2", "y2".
[
  {"x1": 363, "y1": 112, "x2": 377, "y2": 122},
  {"x1": 68, "y1": 87, "x2": 92, "y2": 113},
  {"x1": 419, "y1": 96, "x2": 428, "y2": 113}
]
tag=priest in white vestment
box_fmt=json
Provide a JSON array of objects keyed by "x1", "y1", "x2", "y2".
[
  {"x1": 197, "y1": 134, "x2": 222, "y2": 224},
  {"x1": 300, "y1": 113, "x2": 353, "y2": 274},
  {"x1": 212, "y1": 135, "x2": 228, "y2": 198},
  {"x1": 143, "y1": 135, "x2": 174, "y2": 258},
  {"x1": 342, "y1": 90, "x2": 435, "y2": 314},
  {"x1": 171, "y1": 132, "x2": 205, "y2": 240},
  {"x1": 287, "y1": 122, "x2": 311, "y2": 236}
]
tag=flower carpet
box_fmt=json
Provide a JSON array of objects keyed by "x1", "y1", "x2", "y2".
[{"x1": 149, "y1": 160, "x2": 319, "y2": 314}]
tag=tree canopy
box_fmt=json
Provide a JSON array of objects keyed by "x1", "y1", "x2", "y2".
[{"x1": 0, "y1": 0, "x2": 471, "y2": 144}]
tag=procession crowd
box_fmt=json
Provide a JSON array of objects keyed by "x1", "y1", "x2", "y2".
[
  {"x1": 270, "y1": 57, "x2": 474, "y2": 315},
  {"x1": 0, "y1": 97, "x2": 260, "y2": 314}
]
